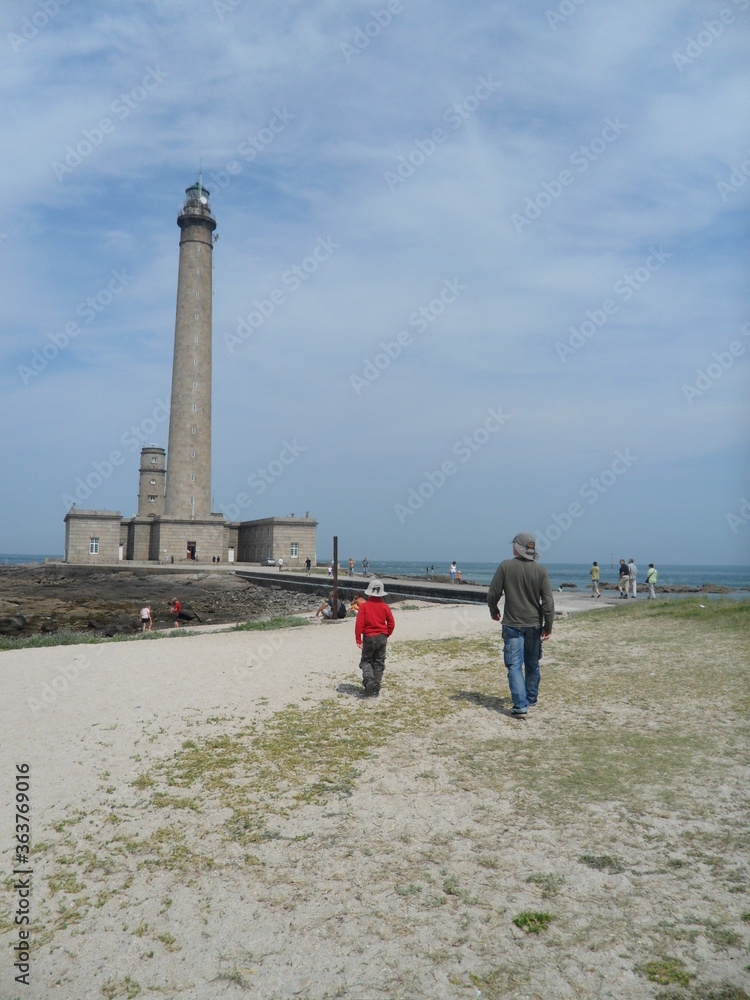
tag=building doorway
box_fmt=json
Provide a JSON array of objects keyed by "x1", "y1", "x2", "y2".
[{"x1": 187, "y1": 541, "x2": 197, "y2": 561}]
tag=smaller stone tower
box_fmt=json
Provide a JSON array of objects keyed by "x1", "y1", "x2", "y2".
[{"x1": 137, "y1": 447, "x2": 166, "y2": 518}]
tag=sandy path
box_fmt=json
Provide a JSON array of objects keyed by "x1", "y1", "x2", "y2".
[{"x1": 3, "y1": 596, "x2": 746, "y2": 1000}]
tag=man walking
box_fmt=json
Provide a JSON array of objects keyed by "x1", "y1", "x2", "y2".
[
  {"x1": 618, "y1": 559, "x2": 629, "y2": 598},
  {"x1": 488, "y1": 533, "x2": 555, "y2": 720},
  {"x1": 628, "y1": 558, "x2": 638, "y2": 599},
  {"x1": 646, "y1": 563, "x2": 658, "y2": 599}
]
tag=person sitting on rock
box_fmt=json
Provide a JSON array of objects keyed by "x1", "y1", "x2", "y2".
[{"x1": 316, "y1": 592, "x2": 347, "y2": 620}]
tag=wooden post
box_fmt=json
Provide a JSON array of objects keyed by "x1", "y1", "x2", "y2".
[{"x1": 332, "y1": 536, "x2": 339, "y2": 620}]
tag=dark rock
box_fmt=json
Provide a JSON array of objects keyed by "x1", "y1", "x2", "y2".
[
  {"x1": 178, "y1": 608, "x2": 202, "y2": 622},
  {"x1": 0, "y1": 614, "x2": 27, "y2": 636},
  {"x1": 40, "y1": 621, "x2": 58, "y2": 633},
  {"x1": 560, "y1": 582, "x2": 577, "y2": 589}
]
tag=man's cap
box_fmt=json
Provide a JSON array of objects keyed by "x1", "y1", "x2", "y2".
[
  {"x1": 364, "y1": 579, "x2": 388, "y2": 597},
  {"x1": 511, "y1": 532, "x2": 539, "y2": 561}
]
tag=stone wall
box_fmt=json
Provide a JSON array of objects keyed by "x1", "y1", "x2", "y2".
[
  {"x1": 64, "y1": 509, "x2": 123, "y2": 564},
  {"x1": 236, "y1": 516, "x2": 317, "y2": 567}
]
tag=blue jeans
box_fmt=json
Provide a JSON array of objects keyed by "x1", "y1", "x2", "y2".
[{"x1": 502, "y1": 625, "x2": 542, "y2": 713}]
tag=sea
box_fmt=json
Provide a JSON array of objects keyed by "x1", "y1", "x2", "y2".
[
  {"x1": 364, "y1": 560, "x2": 750, "y2": 597},
  {"x1": 3, "y1": 554, "x2": 749, "y2": 597}
]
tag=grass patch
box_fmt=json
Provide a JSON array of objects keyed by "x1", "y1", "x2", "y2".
[
  {"x1": 606, "y1": 597, "x2": 750, "y2": 629},
  {"x1": 578, "y1": 854, "x2": 626, "y2": 874},
  {"x1": 101, "y1": 976, "x2": 142, "y2": 999},
  {"x1": 513, "y1": 910, "x2": 553, "y2": 933},
  {"x1": 654, "y1": 986, "x2": 750, "y2": 1000},
  {"x1": 637, "y1": 956, "x2": 694, "y2": 985},
  {"x1": 232, "y1": 615, "x2": 309, "y2": 632},
  {"x1": 0, "y1": 627, "x2": 197, "y2": 652}
]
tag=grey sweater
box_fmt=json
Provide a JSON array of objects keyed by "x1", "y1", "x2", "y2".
[{"x1": 487, "y1": 558, "x2": 555, "y2": 632}]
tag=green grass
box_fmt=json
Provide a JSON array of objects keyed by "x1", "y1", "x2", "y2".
[
  {"x1": 0, "y1": 626, "x2": 195, "y2": 652},
  {"x1": 512, "y1": 910, "x2": 553, "y2": 933},
  {"x1": 638, "y1": 956, "x2": 694, "y2": 985},
  {"x1": 232, "y1": 615, "x2": 309, "y2": 631}
]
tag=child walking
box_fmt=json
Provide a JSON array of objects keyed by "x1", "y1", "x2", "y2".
[{"x1": 354, "y1": 580, "x2": 395, "y2": 697}]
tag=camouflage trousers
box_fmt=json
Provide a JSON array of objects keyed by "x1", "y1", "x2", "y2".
[{"x1": 359, "y1": 634, "x2": 388, "y2": 689}]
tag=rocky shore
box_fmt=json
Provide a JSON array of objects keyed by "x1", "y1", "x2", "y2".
[
  {"x1": 0, "y1": 563, "x2": 324, "y2": 638},
  {"x1": 0, "y1": 563, "x2": 740, "y2": 640}
]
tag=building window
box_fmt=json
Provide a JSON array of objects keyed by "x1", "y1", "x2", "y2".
[
  {"x1": 151, "y1": 457, "x2": 157, "y2": 464},
  {"x1": 193, "y1": 382, "x2": 197, "y2": 388},
  {"x1": 290, "y1": 543, "x2": 298, "y2": 558},
  {"x1": 192, "y1": 404, "x2": 197, "y2": 411},
  {"x1": 191, "y1": 427, "x2": 196, "y2": 435},
  {"x1": 190, "y1": 474, "x2": 195, "y2": 482},
  {"x1": 194, "y1": 358, "x2": 198, "y2": 366},
  {"x1": 194, "y1": 336, "x2": 198, "y2": 343},
  {"x1": 89, "y1": 538, "x2": 99, "y2": 555},
  {"x1": 148, "y1": 494, "x2": 157, "y2": 502},
  {"x1": 150, "y1": 479, "x2": 156, "y2": 485},
  {"x1": 196, "y1": 246, "x2": 201, "y2": 254},
  {"x1": 195, "y1": 291, "x2": 200, "y2": 298},
  {"x1": 191, "y1": 450, "x2": 196, "y2": 458},
  {"x1": 194, "y1": 314, "x2": 199, "y2": 320},
  {"x1": 190, "y1": 497, "x2": 194, "y2": 506}
]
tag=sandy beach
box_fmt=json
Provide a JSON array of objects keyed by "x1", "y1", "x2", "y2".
[{"x1": 1, "y1": 595, "x2": 748, "y2": 1000}]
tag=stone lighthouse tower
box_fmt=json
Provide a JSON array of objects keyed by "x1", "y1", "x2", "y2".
[{"x1": 164, "y1": 180, "x2": 216, "y2": 520}]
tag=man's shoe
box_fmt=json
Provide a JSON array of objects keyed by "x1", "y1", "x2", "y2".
[
  {"x1": 372, "y1": 687, "x2": 380, "y2": 697},
  {"x1": 363, "y1": 679, "x2": 375, "y2": 696},
  {"x1": 511, "y1": 710, "x2": 527, "y2": 719}
]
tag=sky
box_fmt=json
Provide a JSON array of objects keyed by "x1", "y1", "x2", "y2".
[{"x1": 1, "y1": 0, "x2": 749, "y2": 566}]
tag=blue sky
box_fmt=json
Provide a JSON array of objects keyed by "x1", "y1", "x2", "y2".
[{"x1": 1, "y1": 0, "x2": 749, "y2": 564}]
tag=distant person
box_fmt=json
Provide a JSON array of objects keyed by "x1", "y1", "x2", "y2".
[
  {"x1": 628, "y1": 558, "x2": 638, "y2": 598},
  {"x1": 457, "y1": 569, "x2": 461, "y2": 584},
  {"x1": 488, "y1": 533, "x2": 555, "y2": 720},
  {"x1": 327, "y1": 563, "x2": 333, "y2": 578},
  {"x1": 355, "y1": 580, "x2": 395, "y2": 697},
  {"x1": 350, "y1": 592, "x2": 366, "y2": 614},
  {"x1": 361, "y1": 557, "x2": 369, "y2": 577},
  {"x1": 278, "y1": 557, "x2": 284, "y2": 572},
  {"x1": 349, "y1": 557, "x2": 355, "y2": 577},
  {"x1": 305, "y1": 557, "x2": 312, "y2": 575},
  {"x1": 140, "y1": 605, "x2": 152, "y2": 632},
  {"x1": 450, "y1": 561, "x2": 457, "y2": 582},
  {"x1": 590, "y1": 561, "x2": 600, "y2": 598},
  {"x1": 170, "y1": 597, "x2": 181, "y2": 628},
  {"x1": 430, "y1": 565, "x2": 435, "y2": 578},
  {"x1": 316, "y1": 592, "x2": 347, "y2": 620},
  {"x1": 618, "y1": 559, "x2": 629, "y2": 599},
  {"x1": 646, "y1": 563, "x2": 658, "y2": 599}
]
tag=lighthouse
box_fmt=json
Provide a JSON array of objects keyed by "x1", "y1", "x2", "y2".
[
  {"x1": 164, "y1": 180, "x2": 216, "y2": 520},
  {"x1": 64, "y1": 180, "x2": 318, "y2": 568}
]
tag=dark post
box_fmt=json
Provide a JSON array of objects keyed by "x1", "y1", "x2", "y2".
[{"x1": 332, "y1": 536, "x2": 339, "y2": 619}]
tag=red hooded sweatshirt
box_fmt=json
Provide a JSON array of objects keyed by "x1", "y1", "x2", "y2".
[{"x1": 355, "y1": 597, "x2": 395, "y2": 642}]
